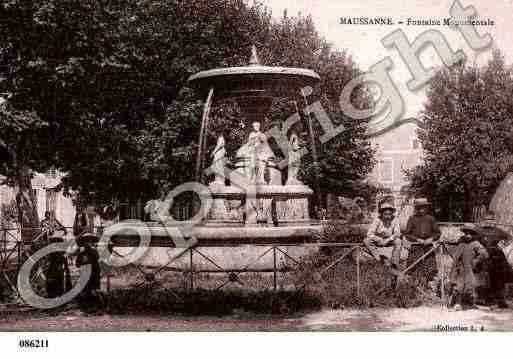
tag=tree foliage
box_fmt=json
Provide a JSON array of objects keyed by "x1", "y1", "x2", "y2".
[
  {"x1": 0, "y1": 0, "x2": 375, "y2": 215},
  {"x1": 407, "y1": 50, "x2": 513, "y2": 221}
]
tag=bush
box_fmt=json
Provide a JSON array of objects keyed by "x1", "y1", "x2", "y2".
[
  {"x1": 296, "y1": 221, "x2": 431, "y2": 308},
  {"x1": 103, "y1": 287, "x2": 322, "y2": 316}
]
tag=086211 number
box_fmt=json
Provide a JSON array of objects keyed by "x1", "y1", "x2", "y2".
[{"x1": 19, "y1": 339, "x2": 49, "y2": 348}]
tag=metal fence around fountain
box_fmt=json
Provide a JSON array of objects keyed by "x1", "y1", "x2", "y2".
[{"x1": 2, "y1": 223, "x2": 499, "y2": 307}]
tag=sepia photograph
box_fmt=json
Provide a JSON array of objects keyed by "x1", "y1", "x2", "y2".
[{"x1": 1, "y1": 0, "x2": 513, "y2": 355}]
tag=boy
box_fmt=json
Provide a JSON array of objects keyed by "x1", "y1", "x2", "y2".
[{"x1": 449, "y1": 225, "x2": 488, "y2": 310}]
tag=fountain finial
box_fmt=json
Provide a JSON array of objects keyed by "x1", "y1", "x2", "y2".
[{"x1": 249, "y1": 45, "x2": 260, "y2": 66}]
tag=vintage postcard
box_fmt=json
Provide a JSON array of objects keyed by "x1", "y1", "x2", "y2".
[{"x1": 1, "y1": 0, "x2": 513, "y2": 355}]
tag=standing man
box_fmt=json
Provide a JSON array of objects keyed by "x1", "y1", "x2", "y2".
[
  {"x1": 404, "y1": 198, "x2": 441, "y2": 288},
  {"x1": 364, "y1": 202, "x2": 402, "y2": 269}
]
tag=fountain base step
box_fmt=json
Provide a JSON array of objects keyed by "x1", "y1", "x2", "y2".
[{"x1": 104, "y1": 221, "x2": 324, "y2": 247}]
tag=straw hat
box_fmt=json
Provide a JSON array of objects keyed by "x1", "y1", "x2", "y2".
[
  {"x1": 460, "y1": 224, "x2": 481, "y2": 236},
  {"x1": 413, "y1": 198, "x2": 431, "y2": 207},
  {"x1": 378, "y1": 202, "x2": 396, "y2": 213}
]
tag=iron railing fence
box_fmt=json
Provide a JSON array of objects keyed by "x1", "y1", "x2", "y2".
[{"x1": 1, "y1": 222, "x2": 513, "y2": 308}]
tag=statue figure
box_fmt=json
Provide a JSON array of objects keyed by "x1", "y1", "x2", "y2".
[
  {"x1": 286, "y1": 132, "x2": 302, "y2": 185},
  {"x1": 236, "y1": 121, "x2": 274, "y2": 184},
  {"x1": 211, "y1": 135, "x2": 226, "y2": 184}
]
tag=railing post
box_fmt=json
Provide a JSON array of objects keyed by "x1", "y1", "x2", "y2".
[
  {"x1": 1, "y1": 228, "x2": 5, "y2": 260},
  {"x1": 273, "y1": 246, "x2": 277, "y2": 291},
  {"x1": 189, "y1": 248, "x2": 194, "y2": 291},
  {"x1": 439, "y1": 243, "x2": 445, "y2": 306},
  {"x1": 17, "y1": 239, "x2": 22, "y2": 272},
  {"x1": 106, "y1": 273, "x2": 111, "y2": 292},
  {"x1": 356, "y1": 246, "x2": 361, "y2": 298}
]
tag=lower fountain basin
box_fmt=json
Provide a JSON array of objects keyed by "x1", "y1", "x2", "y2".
[{"x1": 103, "y1": 221, "x2": 324, "y2": 247}]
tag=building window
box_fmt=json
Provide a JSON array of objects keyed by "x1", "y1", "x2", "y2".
[
  {"x1": 30, "y1": 189, "x2": 38, "y2": 204},
  {"x1": 412, "y1": 137, "x2": 420, "y2": 149},
  {"x1": 378, "y1": 158, "x2": 394, "y2": 183}
]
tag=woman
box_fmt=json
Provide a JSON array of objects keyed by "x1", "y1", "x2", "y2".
[
  {"x1": 75, "y1": 233, "x2": 102, "y2": 314},
  {"x1": 45, "y1": 236, "x2": 71, "y2": 299}
]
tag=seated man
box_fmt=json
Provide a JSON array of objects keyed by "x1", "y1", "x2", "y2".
[
  {"x1": 364, "y1": 202, "x2": 402, "y2": 269},
  {"x1": 403, "y1": 198, "x2": 441, "y2": 288},
  {"x1": 404, "y1": 198, "x2": 441, "y2": 245}
]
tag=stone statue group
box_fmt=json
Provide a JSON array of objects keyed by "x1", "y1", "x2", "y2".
[{"x1": 211, "y1": 121, "x2": 302, "y2": 186}]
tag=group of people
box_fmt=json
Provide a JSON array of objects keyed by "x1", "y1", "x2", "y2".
[
  {"x1": 364, "y1": 198, "x2": 440, "y2": 269},
  {"x1": 41, "y1": 210, "x2": 102, "y2": 314},
  {"x1": 364, "y1": 198, "x2": 513, "y2": 310}
]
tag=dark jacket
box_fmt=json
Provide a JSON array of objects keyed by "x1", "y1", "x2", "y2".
[
  {"x1": 76, "y1": 246, "x2": 101, "y2": 292},
  {"x1": 404, "y1": 214, "x2": 441, "y2": 241}
]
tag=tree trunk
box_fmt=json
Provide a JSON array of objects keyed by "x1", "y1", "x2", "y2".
[
  {"x1": 15, "y1": 166, "x2": 40, "y2": 243},
  {"x1": 463, "y1": 184, "x2": 475, "y2": 222}
]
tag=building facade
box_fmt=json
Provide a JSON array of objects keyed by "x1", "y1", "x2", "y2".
[
  {"x1": 368, "y1": 119, "x2": 423, "y2": 202},
  {"x1": 0, "y1": 170, "x2": 76, "y2": 229}
]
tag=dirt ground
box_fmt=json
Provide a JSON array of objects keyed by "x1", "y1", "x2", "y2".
[{"x1": 1, "y1": 304, "x2": 513, "y2": 331}]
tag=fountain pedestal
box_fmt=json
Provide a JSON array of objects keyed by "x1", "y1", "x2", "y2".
[{"x1": 204, "y1": 183, "x2": 313, "y2": 227}]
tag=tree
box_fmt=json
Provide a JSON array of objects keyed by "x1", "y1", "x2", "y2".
[
  {"x1": 0, "y1": 104, "x2": 47, "y2": 235},
  {"x1": 0, "y1": 0, "x2": 375, "y2": 228},
  {"x1": 407, "y1": 50, "x2": 513, "y2": 221},
  {"x1": 136, "y1": 11, "x2": 376, "y2": 205}
]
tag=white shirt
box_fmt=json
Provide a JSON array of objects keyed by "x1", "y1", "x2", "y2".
[{"x1": 367, "y1": 217, "x2": 401, "y2": 241}]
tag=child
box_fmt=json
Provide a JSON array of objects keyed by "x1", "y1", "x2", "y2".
[{"x1": 449, "y1": 225, "x2": 489, "y2": 310}]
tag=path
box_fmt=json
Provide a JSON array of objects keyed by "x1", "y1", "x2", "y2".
[{"x1": 1, "y1": 305, "x2": 513, "y2": 331}]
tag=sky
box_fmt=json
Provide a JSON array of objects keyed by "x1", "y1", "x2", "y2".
[{"x1": 258, "y1": 0, "x2": 513, "y2": 119}]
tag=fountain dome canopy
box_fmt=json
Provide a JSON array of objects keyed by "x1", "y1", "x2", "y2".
[{"x1": 187, "y1": 46, "x2": 320, "y2": 98}]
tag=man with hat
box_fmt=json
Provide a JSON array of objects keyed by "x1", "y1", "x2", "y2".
[
  {"x1": 449, "y1": 224, "x2": 489, "y2": 310},
  {"x1": 364, "y1": 202, "x2": 402, "y2": 269},
  {"x1": 404, "y1": 198, "x2": 441, "y2": 287},
  {"x1": 477, "y1": 212, "x2": 513, "y2": 308},
  {"x1": 404, "y1": 198, "x2": 440, "y2": 245}
]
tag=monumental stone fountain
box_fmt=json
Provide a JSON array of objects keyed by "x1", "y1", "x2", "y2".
[{"x1": 106, "y1": 46, "x2": 324, "y2": 268}]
